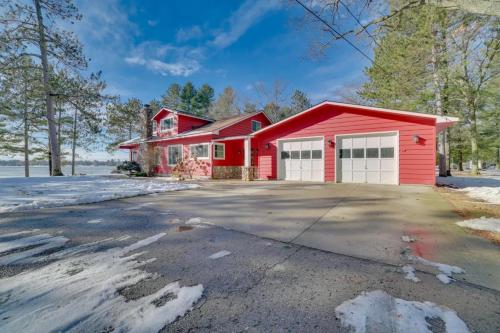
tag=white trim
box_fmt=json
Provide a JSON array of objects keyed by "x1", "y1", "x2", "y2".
[
  {"x1": 152, "y1": 108, "x2": 213, "y2": 122},
  {"x1": 212, "y1": 135, "x2": 250, "y2": 142},
  {"x1": 276, "y1": 136, "x2": 325, "y2": 182},
  {"x1": 213, "y1": 142, "x2": 225, "y2": 160},
  {"x1": 213, "y1": 111, "x2": 271, "y2": 133},
  {"x1": 146, "y1": 131, "x2": 213, "y2": 143},
  {"x1": 167, "y1": 144, "x2": 183, "y2": 166},
  {"x1": 334, "y1": 130, "x2": 399, "y2": 185},
  {"x1": 251, "y1": 101, "x2": 459, "y2": 136},
  {"x1": 160, "y1": 116, "x2": 175, "y2": 132},
  {"x1": 189, "y1": 143, "x2": 210, "y2": 160}
]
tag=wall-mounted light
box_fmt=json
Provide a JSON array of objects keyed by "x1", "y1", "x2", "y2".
[
  {"x1": 412, "y1": 134, "x2": 420, "y2": 143},
  {"x1": 265, "y1": 143, "x2": 270, "y2": 149},
  {"x1": 328, "y1": 139, "x2": 334, "y2": 147}
]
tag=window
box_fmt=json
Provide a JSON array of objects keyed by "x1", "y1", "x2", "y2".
[
  {"x1": 339, "y1": 149, "x2": 351, "y2": 159},
  {"x1": 381, "y1": 147, "x2": 395, "y2": 158},
  {"x1": 131, "y1": 151, "x2": 138, "y2": 162},
  {"x1": 290, "y1": 151, "x2": 300, "y2": 159},
  {"x1": 152, "y1": 121, "x2": 157, "y2": 134},
  {"x1": 161, "y1": 117, "x2": 173, "y2": 131},
  {"x1": 213, "y1": 143, "x2": 225, "y2": 160},
  {"x1": 281, "y1": 151, "x2": 290, "y2": 159},
  {"x1": 251, "y1": 120, "x2": 262, "y2": 132},
  {"x1": 311, "y1": 150, "x2": 322, "y2": 159},
  {"x1": 190, "y1": 144, "x2": 209, "y2": 159},
  {"x1": 301, "y1": 150, "x2": 311, "y2": 159},
  {"x1": 366, "y1": 148, "x2": 379, "y2": 158},
  {"x1": 168, "y1": 145, "x2": 182, "y2": 166},
  {"x1": 352, "y1": 148, "x2": 365, "y2": 158}
]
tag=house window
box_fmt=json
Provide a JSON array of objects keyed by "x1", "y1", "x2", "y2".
[
  {"x1": 168, "y1": 145, "x2": 182, "y2": 166},
  {"x1": 213, "y1": 143, "x2": 225, "y2": 160},
  {"x1": 152, "y1": 121, "x2": 157, "y2": 134},
  {"x1": 190, "y1": 143, "x2": 209, "y2": 159},
  {"x1": 251, "y1": 120, "x2": 262, "y2": 132},
  {"x1": 131, "y1": 151, "x2": 138, "y2": 162},
  {"x1": 161, "y1": 117, "x2": 173, "y2": 131}
]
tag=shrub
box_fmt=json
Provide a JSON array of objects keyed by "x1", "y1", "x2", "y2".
[{"x1": 116, "y1": 161, "x2": 142, "y2": 176}]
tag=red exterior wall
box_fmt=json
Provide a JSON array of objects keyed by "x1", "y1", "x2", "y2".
[
  {"x1": 212, "y1": 140, "x2": 245, "y2": 167},
  {"x1": 153, "y1": 135, "x2": 213, "y2": 177},
  {"x1": 253, "y1": 104, "x2": 437, "y2": 185},
  {"x1": 217, "y1": 113, "x2": 271, "y2": 137},
  {"x1": 153, "y1": 109, "x2": 211, "y2": 137}
]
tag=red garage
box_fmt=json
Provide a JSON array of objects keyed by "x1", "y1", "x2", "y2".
[{"x1": 251, "y1": 101, "x2": 457, "y2": 185}]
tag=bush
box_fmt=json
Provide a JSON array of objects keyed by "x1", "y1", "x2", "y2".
[{"x1": 116, "y1": 161, "x2": 142, "y2": 176}]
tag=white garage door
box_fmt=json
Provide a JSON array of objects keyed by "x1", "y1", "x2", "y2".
[
  {"x1": 279, "y1": 138, "x2": 324, "y2": 181},
  {"x1": 337, "y1": 133, "x2": 398, "y2": 185}
]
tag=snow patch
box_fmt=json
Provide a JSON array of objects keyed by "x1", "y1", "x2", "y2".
[
  {"x1": 402, "y1": 265, "x2": 420, "y2": 282},
  {"x1": 87, "y1": 218, "x2": 103, "y2": 224},
  {"x1": 409, "y1": 255, "x2": 464, "y2": 284},
  {"x1": 123, "y1": 202, "x2": 155, "y2": 211},
  {"x1": 456, "y1": 217, "x2": 500, "y2": 233},
  {"x1": 437, "y1": 176, "x2": 500, "y2": 204},
  {"x1": 0, "y1": 229, "x2": 40, "y2": 240},
  {"x1": 335, "y1": 290, "x2": 470, "y2": 333},
  {"x1": 0, "y1": 232, "x2": 203, "y2": 332},
  {"x1": 0, "y1": 176, "x2": 198, "y2": 213},
  {"x1": 186, "y1": 217, "x2": 214, "y2": 226},
  {"x1": 460, "y1": 187, "x2": 500, "y2": 204},
  {"x1": 401, "y1": 235, "x2": 416, "y2": 243},
  {"x1": 0, "y1": 235, "x2": 69, "y2": 265},
  {"x1": 208, "y1": 250, "x2": 231, "y2": 259}
]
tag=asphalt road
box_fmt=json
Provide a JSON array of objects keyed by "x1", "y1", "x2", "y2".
[{"x1": 0, "y1": 190, "x2": 499, "y2": 332}]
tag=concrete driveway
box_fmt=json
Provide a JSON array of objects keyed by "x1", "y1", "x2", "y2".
[{"x1": 153, "y1": 180, "x2": 500, "y2": 291}]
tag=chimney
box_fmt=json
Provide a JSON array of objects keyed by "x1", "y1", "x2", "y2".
[{"x1": 142, "y1": 104, "x2": 153, "y2": 139}]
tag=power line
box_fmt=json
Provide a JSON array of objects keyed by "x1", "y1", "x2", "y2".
[
  {"x1": 337, "y1": 0, "x2": 381, "y2": 48},
  {"x1": 294, "y1": 0, "x2": 376, "y2": 64}
]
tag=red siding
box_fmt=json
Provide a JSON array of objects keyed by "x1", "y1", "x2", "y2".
[
  {"x1": 177, "y1": 114, "x2": 211, "y2": 134},
  {"x1": 217, "y1": 113, "x2": 271, "y2": 137},
  {"x1": 154, "y1": 135, "x2": 213, "y2": 177},
  {"x1": 253, "y1": 104, "x2": 437, "y2": 185},
  {"x1": 212, "y1": 140, "x2": 245, "y2": 167}
]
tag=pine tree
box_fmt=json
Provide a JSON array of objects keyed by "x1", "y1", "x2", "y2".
[
  {"x1": 161, "y1": 83, "x2": 182, "y2": 109},
  {"x1": 180, "y1": 82, "x2": 197, "y2": 113},
  {"x1": 106, "y1": 98, "x2": 142, "y2": 151},
  {"x1": 192, "y1": 84, "x2": 214, "y2": 117}
]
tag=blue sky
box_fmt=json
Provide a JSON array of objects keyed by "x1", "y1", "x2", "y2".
[{"x1": 71, "y1": 0, "x2": 379, "y2": 160}]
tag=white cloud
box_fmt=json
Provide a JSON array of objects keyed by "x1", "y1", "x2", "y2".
[
  {"x1": 211, "y1": 0, "x2": 281, "y2": 48},
  {"x1": 124, "y1": 41, "x2": 203, "y2": 77},
  {"x1": 176, "y1": 25, "x2": 203, "y2": 42}
]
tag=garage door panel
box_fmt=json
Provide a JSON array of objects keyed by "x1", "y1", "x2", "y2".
[
  {"x1": 280, "y1": 138, "x2": 324, "y2": 181},
  {"x1": 337, "y1": 133, "x2": 398, "y2": 185}
]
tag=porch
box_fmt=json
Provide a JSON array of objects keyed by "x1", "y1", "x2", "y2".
[{"x1": 212, "y1": 136, "x2": 257, "y2": 181}]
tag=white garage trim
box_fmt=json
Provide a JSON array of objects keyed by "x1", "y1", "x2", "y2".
[
  {"x1": 334, "y1": 131, "x2": 399, "y2": 185},
  {"x1": 276, "y1": 136, "x2": 325, "y2": 182}
]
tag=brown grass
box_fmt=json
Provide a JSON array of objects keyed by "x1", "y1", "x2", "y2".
[{"x1": 435, "y1": 186, "x2": 500, "y2": 245}]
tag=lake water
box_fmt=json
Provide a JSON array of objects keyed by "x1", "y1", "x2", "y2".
[{"x1": 0, "y1": 165, "x2": 117, "y2": 178}]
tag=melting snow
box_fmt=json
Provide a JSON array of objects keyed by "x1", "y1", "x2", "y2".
[
  {"x1": 402, "y1": 235, "x2": 417, "y2": 242},
  {"x1": 0, "y1": 232, "x2": 203, "y2": 332},
  {"x1": 335, "y1": 290, "x2": 470, "y2": 333},
  {"x1": 208, "y1": 250, "x2": 231, "y2": 259},
  {"x1": 456, "y1": 217, "x2": 500, "y2": 233},
  {"x1": 409, "y1": 255, "x2": 464, "y2": 284},
  {"x1": 123, "y1": 202, "x2": 155, "y2": 211},
  {"x1": 402, "y1": 265, "x2": 420, "y2": 282},
  {"x1": 0, "y1": 229, "x2": 40, "y2": 239},
  {"x1": 87, "y1": 218, "x2": 103, "y2": 224},
  {"x1": 0, "y1": 176, "x2": 198, "y2": 213},
  {"x1": 437, "y1": 176, "x2": 500, "y2": 204}
]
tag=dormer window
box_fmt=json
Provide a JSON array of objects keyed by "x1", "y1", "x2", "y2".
[
  {"x1": 161, "y1": 117, "x2": 174, "y2": 131},
  {"x1": 252, "y1": 120, "x2": 262, "y2": 132}
]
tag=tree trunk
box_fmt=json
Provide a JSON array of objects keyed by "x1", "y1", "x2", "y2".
[
  {"x1": 470, "y1": 101, "x2": 479, "y2": 175},
  {"x1": 431, "y1": 40, "x2": 447, "y2": 177},
  {"x1": 71, "y1": 108, "x2": 78, "y2": 176},
  {"x1": 34, "y1": 0, "x2": 62, "y2": 176},
  {"x1": 48, "y1": 137, "x2": 52, "y2": 176},
  {"x1": 458, "y1": 149, "x2": 463, "y2": 171},
  {"x1": 23, "y1": 75, "x2": 30, "y2": 177},
  {"x1": 496, "y1": 147, "x2": 499, "y2": 170},
  {"x1": 57, "y1": 103, "x2": 62, "y2": 159}
]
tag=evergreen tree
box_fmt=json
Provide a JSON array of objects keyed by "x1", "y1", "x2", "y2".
[
  {"x1": 106, "y1": 98, "x2": 142, "y2": 151},
  {"x1": 161, "y1": 83, "x2": 181, "y2": 109},
  {"x1": 192, "y1": 84, "x2": 214, "y2": 117},
  {"x1": 180, "y1": 82, "x2": 197, "y2": 113},
  {"x1": 288, "y1": 89, "x2": 311, "y2": 116}
]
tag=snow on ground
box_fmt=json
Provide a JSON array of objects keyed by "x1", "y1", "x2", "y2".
[
  {"x1": 402, "y1": 265, "x2": 420, "y2": 283},
  {"x1": 401, "y1": 235, "x2": 417, "y2": 243},
  {"x1": 208, "y1": 250, "x2": 231, "y2": 259},
  {"x1": 409, "y1": 255, "x2": 464, "y2": 284},
  {"x1": 335, "y1": 290, "x2": 470, "y2": 333},
  {"x1": 0, "y1": 176, "x2": 199, "y2": 213},
  {"x1": 456, "y1": 217, "x2": 500, "y2": 233},
  {"x1": 0, "y1": 232, "x2": 203, "y2": 332},
  {"x1": 87, "y1": 218, "x2": 103, "y2": 224},
  {"x1": 437, "y1": 176, "x2": 500, "y2": 204}
]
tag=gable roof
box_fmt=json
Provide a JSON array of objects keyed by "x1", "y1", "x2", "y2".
[
  {"x1": 251, "y1": 101, "x2": 459, "y2": 136},
  {"x1": 147, "y1": 111, "x2": 269, "y2": 143},
  {"x1": 152, "y1": 108, "x2": 214, "y2": 122}
]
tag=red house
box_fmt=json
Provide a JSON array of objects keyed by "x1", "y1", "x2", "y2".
[{"x1": 119, "y1": 101, "x2": 457, "y2": 185}]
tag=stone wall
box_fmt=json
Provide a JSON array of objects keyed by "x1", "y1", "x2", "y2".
[
  {"x1": 212, "y1": 166, "x2": 242, "y2": 179},
  {"x1": 242, "y1": 166, "x2": 257, "y2": 181}
]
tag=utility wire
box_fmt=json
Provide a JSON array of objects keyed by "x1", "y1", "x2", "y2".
[{"x1": 338, "y1": 0, "x2": 381, "y2": 48}]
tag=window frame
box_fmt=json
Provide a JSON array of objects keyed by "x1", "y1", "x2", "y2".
[
  {"x1": 160, "y1": 117, "x2": 174, "y2": 132},
  {"x1": 167, "y1": 144, "x2": 183, "y2": 166},
  {"x1": 251, "y1": 120, "x2": 262, "y2": 132},
  {"x1": 189, "y1": 143, "x2": 210, "y2": 160},
  {"x1": 152, "y1": 120, "x2": 157, "y2": 134},
  {"x1": 213, "y1": 143, "x2": 225, "y2": 160}
]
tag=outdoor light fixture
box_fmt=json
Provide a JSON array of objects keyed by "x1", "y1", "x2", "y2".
[
  {"x1": 328, "y1": 139, "x2": 334, "y2": 146},
  {"x1": 412, "y1": 134, "x2": 420, "y2": 143},
  {"x1": 265, "y1": 143, "x2": 270, "y2": 149}
]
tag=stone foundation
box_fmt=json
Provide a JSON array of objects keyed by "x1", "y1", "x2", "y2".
[
  {"x1": 212, "y1": 166, "x2": 242, "y2": 179},
  {"x1": 242, "y1": 166, "x2": 257, "y2": 181}
]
